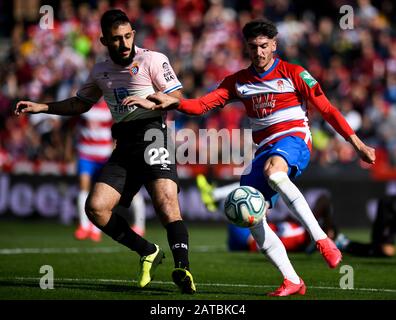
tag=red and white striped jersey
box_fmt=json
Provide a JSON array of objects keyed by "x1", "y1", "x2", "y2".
[
  {"x1": 223, "y1": 58, "x2": 312, "y2": 149},
  {"x1": 178, "y1": 58, "x2": 354, "y2": 151},
  {"x1": 77, "y1": 99, "x2": 114, "y2": 162}
]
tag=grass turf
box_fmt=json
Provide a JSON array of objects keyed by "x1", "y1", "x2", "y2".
[{"x1": 0, "y1": 220, "x2": 396, "y2": 300}]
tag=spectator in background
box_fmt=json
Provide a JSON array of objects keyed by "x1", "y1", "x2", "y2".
[
  {"x1": 74, "y1": 99, "x2": 114, "y2": 242},
  {"x1": 0, "y1": 0, "x2": 396, "y2": 175}
]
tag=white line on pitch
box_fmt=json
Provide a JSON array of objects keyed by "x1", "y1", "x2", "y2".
[
  {"x1": 0, "y1": 245, "x2": 224, "y2": 255},
  {"x1": 0, "y1": 247, "x2": 124, "y2": 254},
  {"x1": 2, "y1": 276, "x2": 396, "y2": 294}
]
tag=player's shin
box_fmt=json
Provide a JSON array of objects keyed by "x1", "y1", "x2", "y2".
[
  {"x1": 268, "y1": 172, "x2": 327, "y2": 241},
  {"x1": 100, "y1": 212, "x2": 156, "y2": 256},
  {"x1": 250, "y1": 217, "x2": 300, "y2": 284},
  {"x1": 166, "y1": 220, "x2": 190, "y2": 269}
]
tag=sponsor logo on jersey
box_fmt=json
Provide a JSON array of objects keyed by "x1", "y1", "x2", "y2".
[
  {"x1": 163, "y1": 62, "x2": 170, "y2": 71},
  {"x1": 299, "y1": 70, "x2": 317, "y2": 88},
  {"x1": 252, "y1": 93, "x2": 276, "y2": 118},
  {"x1": 162, "y1": 61, "x2": 175, "y2": 82},
  {"x1": 113, "y1": 104, "x2": 137, "y2": 114}
]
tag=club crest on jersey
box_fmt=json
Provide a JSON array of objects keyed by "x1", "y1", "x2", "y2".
[
  {"x1": 252, "y1": 93, "x2": 276, "y2": 118},
  {"x1": 277, "y1": 80, "x2": 284, "y2": 92},
  {"x1": 129, "y1": 62, "x2": 139, "y2": 76}
]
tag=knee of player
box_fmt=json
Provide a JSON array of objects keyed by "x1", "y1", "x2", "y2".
[
  {"x1": 263, "y1": 156, "x2": 289, "y2": 178},
  {"x1": 85, "y1": 197, "x2": 108, "y2": 219}
]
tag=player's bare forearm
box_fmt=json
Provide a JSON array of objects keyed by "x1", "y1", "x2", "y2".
[
  {"x1": 147, "y1": 92, "x2": 181, "y2": 110},
  {"x1": 15, "y1": 97, "x2": 92, "y2": 116},
  {"x1": 121, "y1": 95, "x2": 156, "y2": 110},
  {"x1": 121, "y1": 92, "x2": 179, "y2": 110},
  {"x1": 122, "y1": 91, "x2": 182, "y2": 111},
  {"x1": 14, "y1": 100, "x2": 48, "y2": 115},
  {"x1": 347, "y1": 134, "x2": 376, "y2": 164},
  {"x1": 167, "y1": 89, "x2": 183, "y2": 99}
]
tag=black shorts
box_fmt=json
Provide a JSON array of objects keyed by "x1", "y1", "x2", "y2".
[{"x1": 97, "y1": 117, "x2": 178, "y2": 207}]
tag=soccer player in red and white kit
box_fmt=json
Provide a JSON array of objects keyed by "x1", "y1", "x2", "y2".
[
  {"x1": 74, "y1": 99, "x2": 114, "y2": 242},
  {"x1": 130, "y1": 19, "x2": 376, "y2": 296}
]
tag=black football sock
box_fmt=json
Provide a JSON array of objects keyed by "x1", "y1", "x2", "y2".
[
  {"x1": 372, "y1": 196, "x2": 396, "y2": 246},
  {"x1": 166, "y1": 220, "x2": 190, "y2": 270},
  {"x1": 344, "y1": 241, "x2": 386, "y2": 257},
  {"x1": 100, "y1": 213, "x2": 156, "y2": 256}
]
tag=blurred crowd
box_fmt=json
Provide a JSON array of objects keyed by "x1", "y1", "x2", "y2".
[{"x1": 0, "y1": 0, "x2": 396, "y2": 179}]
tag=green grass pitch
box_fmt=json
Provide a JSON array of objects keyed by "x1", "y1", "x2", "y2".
[{"x1": 0, "y1": 220, "x2": 395, "y2": 300}]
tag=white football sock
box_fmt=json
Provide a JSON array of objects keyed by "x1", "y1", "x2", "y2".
[
  {"x1": 131, "y1": 192, "x2": 146, "y2": 231},
  {"x1": 213, "y1": 182, "x2": 240, "y2": 201},
  {"x1": 250, "y1": 215, "x2": 300, "y2": 284},
  {"x1": 268, "y1": 172, "x2": 327, "y2": 241},
  {"x1": 78, "y1": 190, "x2": 90, "y2": 229}
]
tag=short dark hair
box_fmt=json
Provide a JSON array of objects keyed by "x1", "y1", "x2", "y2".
[
  {"x1": 242, "y1": 19, "x2": 278, "y2": 40},
  {"x1": 100, "y1": 9, "x2": 133, "y2": 36}
]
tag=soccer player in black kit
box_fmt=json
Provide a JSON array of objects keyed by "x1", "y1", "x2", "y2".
[{"x1": 15, "y1": 9, "x2": 195, "y2": 294}]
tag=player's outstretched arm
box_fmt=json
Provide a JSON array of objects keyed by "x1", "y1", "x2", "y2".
[
  {"x1": 120, "y1": 92, "x2": 179, "y2": 111},
  {"x1": 15, "y1": 100, "x2": 48, "y2": 115},
  {"x1": 15, "y1": 97, "x2": 93, "y2": 116},
  {"x1": 347, "y1": 134, "x2": 376, "y2": 164},
  {"x1": 121, "y1": 95, "x2": 158, "y2": 110},
  {"x1": 123, "y1": 86, "x2": 229, "y2": 115},
  {"x1": 148, "y1": 92, "x2": 180, "y2": 110},
  {"x1": 301, "y1": 76, "x2": 376, "y2": 165},
  {"x1": 149, "y1": 90, "x2": 227, "y2": 115}
]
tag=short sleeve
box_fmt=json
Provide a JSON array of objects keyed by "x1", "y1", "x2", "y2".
[
  {"x1": 149, "y1": 52, "x2": 182, "y2": 94},
  {"x1": 76, "y1": 69, "x2": 103, "y2": 105}
]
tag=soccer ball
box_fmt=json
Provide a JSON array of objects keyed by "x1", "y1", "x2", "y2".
[{"x1": 224, "y1": 186, "x2": 267, "y2": 227}]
